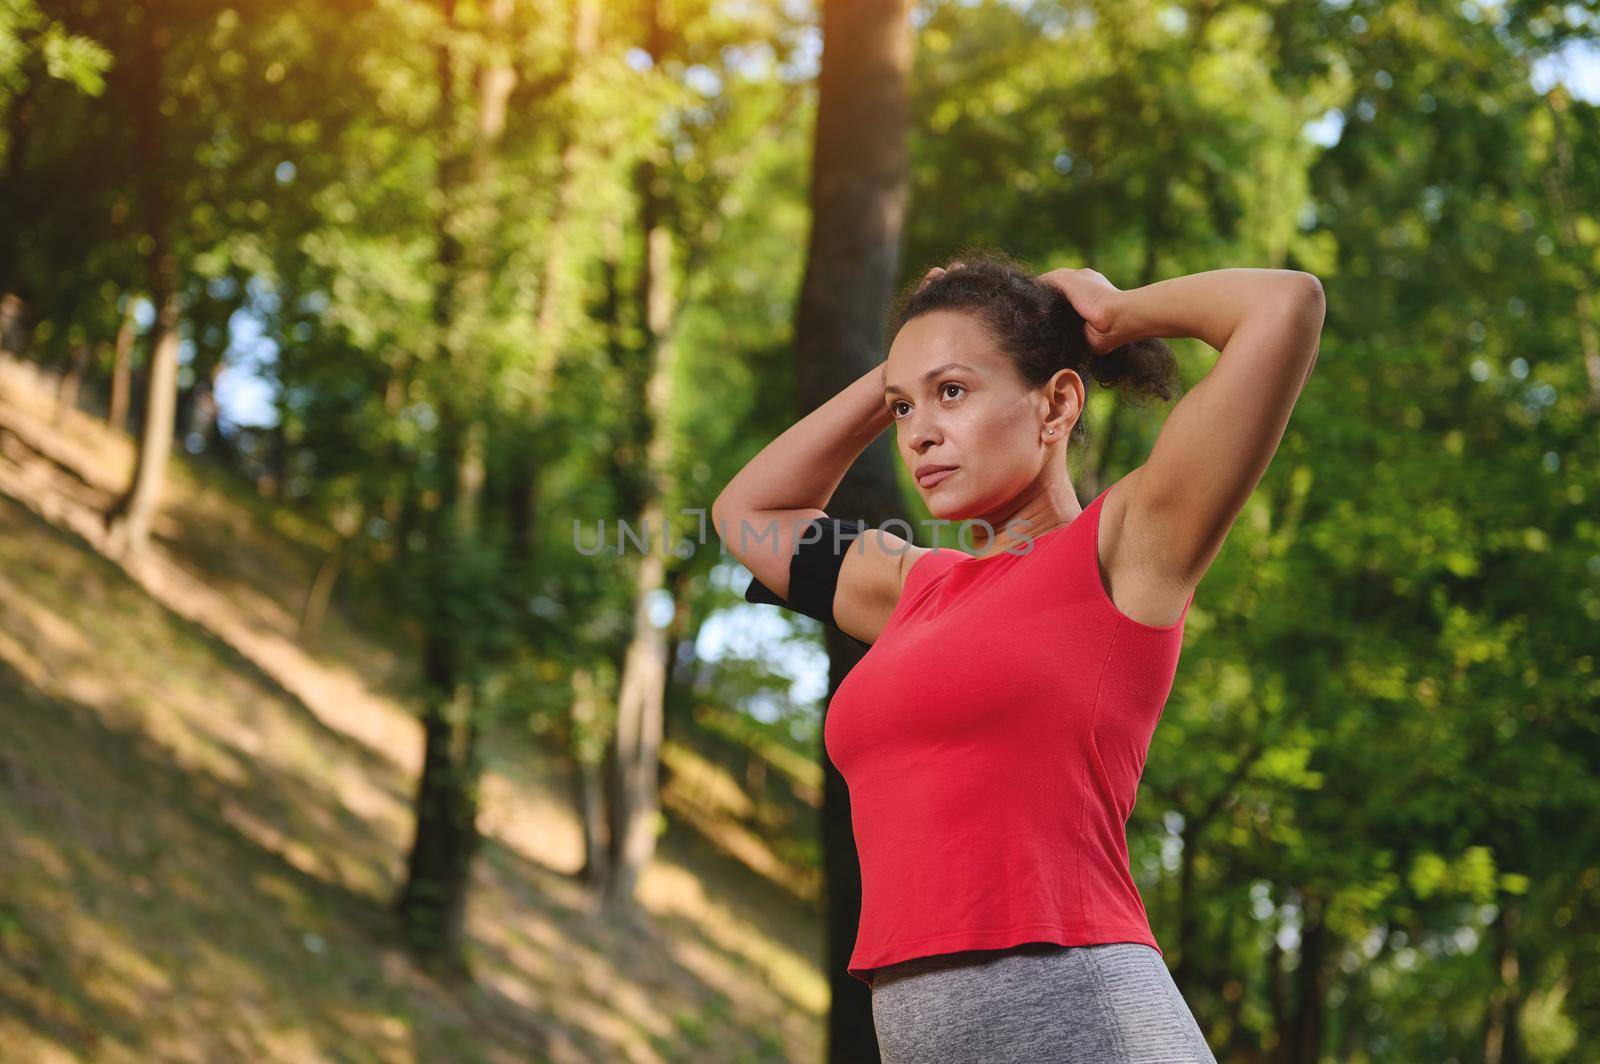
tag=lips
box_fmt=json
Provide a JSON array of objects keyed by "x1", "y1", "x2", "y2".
[{"x1": 916, "y1": 465, "x2": 958, "y2": 488}]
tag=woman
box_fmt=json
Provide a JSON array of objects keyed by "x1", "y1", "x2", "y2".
[{"x1": 712, "y1": 249, "x2": 1325, "y2": 1062}]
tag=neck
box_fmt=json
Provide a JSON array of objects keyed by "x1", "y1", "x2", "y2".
[{"x1": 965, "y1": 481, "x2": 1084, "y2": 558}]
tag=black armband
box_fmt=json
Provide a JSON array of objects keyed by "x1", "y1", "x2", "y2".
[{"x1": 743, "y1": 517, "x2": 872, "y2": 648}]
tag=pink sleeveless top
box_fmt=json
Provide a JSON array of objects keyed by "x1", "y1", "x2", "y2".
[{"x1": 823, "y1": 484, "x2": 1194, "y2": 986}]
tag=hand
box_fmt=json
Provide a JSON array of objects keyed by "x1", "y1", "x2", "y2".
[
  {"x1": 1037, "y1": 267, "x2": 1127, "y2": 354},
  {"x1": 915, "y1": 260, "x2": 966, "y2": 293}
]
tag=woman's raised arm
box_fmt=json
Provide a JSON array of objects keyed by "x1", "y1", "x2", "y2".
[
  {"x1": 712, "y1": 360, "x2": 925, "y2": 645},
  {"x1": 1044, "y1": 266, "x2": 1326, "y2": 593}
]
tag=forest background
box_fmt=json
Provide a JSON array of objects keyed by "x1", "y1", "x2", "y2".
[{"x1": 1, "y1": 0, "x2": 1598, "y2": 1061}]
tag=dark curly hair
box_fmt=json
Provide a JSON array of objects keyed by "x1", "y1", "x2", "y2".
[{"x1": 887, "y1": 247, "x2": 1181, "y2": 448}]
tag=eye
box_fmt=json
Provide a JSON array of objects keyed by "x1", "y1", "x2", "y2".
[{"x1": 890, "y1": 382, "x2": 964, "y2": 421}]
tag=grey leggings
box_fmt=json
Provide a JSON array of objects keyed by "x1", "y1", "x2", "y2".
[{"x1": 868, "y1": 941, "x2": 1218, "y2": 1063}]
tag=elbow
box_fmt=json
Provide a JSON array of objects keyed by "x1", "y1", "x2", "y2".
[
  {"x1": 713, "y1": 468, "x2": 753, "y2": 523},
  {"x1": 711, "y1": 495, "x2": 730, "y2": 542},
  {"x1": 712, "y1": 478, "x2": 738, "y2": 522},
  {"x1": 1270, "y1": 271, "x2": 1325, "y2": 339},
  {"x1": 1290, "y1": 271, "x2": 1326, "y2": 317},
  {"x1": 711, "y1": 491, "x2": 742, "y2": 547}
]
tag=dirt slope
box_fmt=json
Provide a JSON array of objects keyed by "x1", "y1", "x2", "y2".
[{"x1": 0, "y1": 357, "x2": 824, "y2": 1064}]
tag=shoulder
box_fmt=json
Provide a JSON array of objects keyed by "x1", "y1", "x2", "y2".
[
  {"x1": 834, "y1": 528, "x2": 936, "y2": 645},
  {"x1": 735, "y1": 513, "x2": 934, "y2": 647}
]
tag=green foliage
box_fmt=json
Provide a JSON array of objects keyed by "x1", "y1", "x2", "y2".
[
  {"x1": 0, "y1": 0, "x2": 111, "y2": 95},
  {"x1": 3, "y1": 0, "x2": 1599, "y2": 1056}
]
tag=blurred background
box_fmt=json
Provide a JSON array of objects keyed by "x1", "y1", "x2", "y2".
[{"x1": 1, "y1": 0, "x2": 1597, "y2": 1061}]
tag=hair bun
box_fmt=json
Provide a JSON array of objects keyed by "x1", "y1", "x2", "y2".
[
  {"x1": 891, "y1": 247, "x2": 1183, "y2": 444},
  {"x1": 1086, "y1": 339, "x2": 1181, "y2": 404}
]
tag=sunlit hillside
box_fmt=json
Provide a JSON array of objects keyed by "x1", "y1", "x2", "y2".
[{"x1": 0, "y1": 357, "x2": 825, "y2": 1064}]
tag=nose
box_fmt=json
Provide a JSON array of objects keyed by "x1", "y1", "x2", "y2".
[{"x1": 902, "y1": 407, "x2": 942, "y2": 450}]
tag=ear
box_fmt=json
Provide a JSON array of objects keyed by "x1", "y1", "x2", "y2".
[{"x1": 1045, "y1": 367, "x2": 1085, "y2": 428}]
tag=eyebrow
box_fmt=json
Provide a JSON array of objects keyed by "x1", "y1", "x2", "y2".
[{"x1": 883, "y1": 362, "x2": 977, "y2": 397}]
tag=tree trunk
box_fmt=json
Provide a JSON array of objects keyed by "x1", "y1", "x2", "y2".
[
  {"x1": 55, "y1": 339, "x2": 93, "y2": 421},
  {"x1": 108, "y1": 296, "x2": 139, "y2": 434},
  {"x1": 530, "y1": 0, "x2": 601, "y2": 404},
  {"x1": 794, "y1": 0, "x2": 913, "y2": 1056},
  {"x1": 1268, "y1": 911, "x2": 1287, "y2": 1062},
  {"x1": 377, "y1": 363, "x2": 410, "y2": 560},
  {"x1": 506, "y1": 446, "x2": 540, "y2": 561},
  {"x1": 661, "y1": 563, "x2": 698, "y2": 733},
  {"x1": 1174, "y1": 815, "x2": 1198, "y2": 1000},
  {"x1": 573, "y1": 221, "x2": 628, "y2": 889},
  {"x1": 601, "y1": 52, "x2": 677, "y2": 912},
  {"x1": 1483, "y1": 899, "x2": 1523, "y2": 1064},
  {"x1": 399, "y1": 420, "x2": 490, "y2": 972},
  {"x1": 398, "y1": 631, "x2": 482, "y2": 971},
  {"x1": 186, "y1": 349, "x2": 225, "y2": 453},
  {"x1": 266, "y1": 288, "x2": 297, "y2": 497},
  {"x1": 108, "y1": 272, "x2": 181, "y2": 561},
  {"x1": 299, "y1": 539, "x2": 349, "y2": 644},
  {"x1": 0, "y1": 63, "x2": 42, "y2": 296},
  {"x1": 1286, "y1": 892, "x2": 1329, "y2": 1064},
  {"x1": 106, "y1": 7, "x2": 179, "y2": 561},
  {"x1": 396, "y1": 0, "x2": 514, "y2": 972},
  {"x1": 1543, "y1": 88, "x2": 1600, "y2": 412},
  {"x1": 0, "y1": 292, "x2": 28, "y2": 357},
  {"x1": 603, "y1": 498, "x2": 672, "y2": 919},
  {"x1": 820, "y1": 641, "x2": 869, "y2": 1053},
  {"x1": 503, "y1": 0, "x2": 596, "y2": 606},
  {"x1": 570, "y1": 667, "x2": 610, "y2": 887}
]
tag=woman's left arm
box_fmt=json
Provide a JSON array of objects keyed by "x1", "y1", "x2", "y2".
[{"x1": 1049, "y1": 267, "x2": 1326, "y2": 589}]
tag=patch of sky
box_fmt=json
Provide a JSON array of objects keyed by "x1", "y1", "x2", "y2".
[
  {"x1": 684, "y1": 64, "x2": 723, "y2": 97},
  {"x1": 1303, "y1": 108, "x2": 1345, "y2": 147},
  {"x1": 779, "y1": 23, "x2": 821, "y2": 83},
  {"x1": 1277, "y1": 915, "x2": 1302, "y2": 952},
  {"x1": 720, "y1": 42, "x2": 776, "y2": 81},
  {"x1": 1421, "y1": 186, "x2": 1444, "y2": 222},
  {"x1": 1250, "y1": 881, "x2": 1276, "y2": 921},
  {"x1": 214, "y1": 305, "x2": 281, "y2": 430},
  {"x1": 1531, "y1": 36, "x2": 1600, "y2": 102},
  {"x1": 696, "y1": 562, "x2": 832, "y2": 712},
  {"x1": 648, "y1": 588, "x2": 676, "y2": 629}
]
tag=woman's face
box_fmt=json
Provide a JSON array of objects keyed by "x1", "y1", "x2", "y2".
[{"x1": 883, "y1": 309, "x2": 1080, "y2": 525}]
